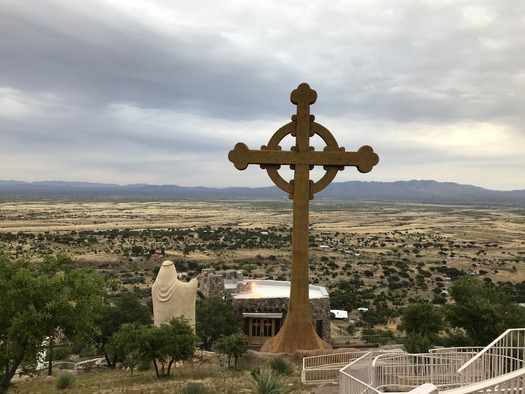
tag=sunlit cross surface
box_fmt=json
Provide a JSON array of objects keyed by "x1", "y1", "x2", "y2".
[{"x1": 228, "y1": 82, "x2": 379, "y2": 353}]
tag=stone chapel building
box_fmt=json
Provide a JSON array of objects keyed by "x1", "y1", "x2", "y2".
[{"x1": 199, "y1": 269, "x2": 331, "y2": 346}]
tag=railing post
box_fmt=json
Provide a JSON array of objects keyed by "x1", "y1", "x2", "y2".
[{"x1": 430, "y1": 352, "x2": 434, "y2": 385}]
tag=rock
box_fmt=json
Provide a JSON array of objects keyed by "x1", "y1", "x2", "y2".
[
  {"x1": 194, "y1": 350, "x2": 220, "y2": 364},
  {"x1": 237, "y1": 350, "x2": 296, "y2": 369}
]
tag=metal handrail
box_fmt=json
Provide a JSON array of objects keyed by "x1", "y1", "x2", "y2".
[
  {"x1": 456, "y1": 328, "x2": 525, "y2": 385},
  {"x1": 302, "y1": 349, "x2": 404, "y2": 384},
  {"x1": 337, "y1": 328, "x2": 525, "y2": 393},
  {"x1": 339, "y1": 352, "x2": 381, "y2": 394},
  {"x1": 442, "y1": 367, "x2": 525, "y2": 394}
]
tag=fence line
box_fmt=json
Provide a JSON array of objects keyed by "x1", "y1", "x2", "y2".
[
  {"x1": 336, "y1": 328, "x2": 525, "y2": 393},
  {"x1": 457, "y1": 328, "x2": 525, "y2": 386},
  {"x1": 302, "y1": 349, "x2": 403, "y2": 384},
  {"x1": 442, "y1": 367, "x2": 525, "y2": 394},
  {"x1": 339, "y1": 352, "x2": 381, "y2": 394}
]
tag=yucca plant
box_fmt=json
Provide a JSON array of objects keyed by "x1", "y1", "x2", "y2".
[
  {"x1": 246, "y1": 368, "x2": 294, "y2": 394},
  {"x1": 179, "y1": 382, "x2": 211, "y2": 394},
  {"x1": 269, "y1": 357, "x2": 293, "y2": 375}
]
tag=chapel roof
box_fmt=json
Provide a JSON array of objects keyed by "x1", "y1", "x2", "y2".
[{"x1": 231, "y1": 279, "x2": 329, "y2": 300}]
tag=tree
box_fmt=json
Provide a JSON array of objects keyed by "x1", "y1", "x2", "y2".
[
  {"x1": 360, "y1": 308, "x2": 388, "y2": 327},
  {"x1": 445, "y1": 276, "x2": 525, "y2": 345},
  {"x1": 107, "y1": 322, "x2": 147, "y2": 375},
  {"x1": 38, "y1": 254, "x2": 105, "y2": 376},
  {"x1": 0, "y1": 254, "x2": 104, "y2": 393},
  {"x1": 93, "y1": 293, "x2": 152, "y2": 367},
  {"x1": 403, "y1": 333, "x2": 433, "y2": 353},
  {"x1": 196, "y1": 297, "x2": 241, "y2": 350},
  {"x1": 399, "y1": 303, "x2": 444, "y2": 337},
  {"x1": 215, "y1": 333, "x2": 248, "y2": 369},
  {"x1": 108, "y1": 317, "x2": 197, "y2": 378},
  {"x1": 329, "y1": 279, "x2": 364, "y2": 312},
  {"x1": 0, "y1": 256, "x2": 41, "y2": 393},
  {"x1": 152, "y1": 318, "x2": 198, "y2": 377}
]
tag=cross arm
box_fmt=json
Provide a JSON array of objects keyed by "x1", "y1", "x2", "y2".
[{"x1": 228, "y1": 143, "x2": 379, "y2": 173}]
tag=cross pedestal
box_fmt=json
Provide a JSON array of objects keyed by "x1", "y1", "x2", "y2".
[{"x1": 228, "y1": 83, "x2": 379, "y2": 353}]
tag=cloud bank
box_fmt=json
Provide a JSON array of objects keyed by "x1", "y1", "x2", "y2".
[{"x1": 1, "y1": 0, "x2": 524, "y2": 190}]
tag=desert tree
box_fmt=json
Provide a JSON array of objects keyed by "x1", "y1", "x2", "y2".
[
  {"x1": 445, "y1": 276, "x2": 525, "y2": 345},
  {"x1": 0, "y1": 253, "x2": 104, "y2": 393},
  {"x1": 196, "y1": 297, "x2": 241, "y2": 350},
  {"x1": 399, "y1": 302, "x2": 444, "y2": 338},
  {"x1": 39, "y1": 254, "x2": 105, "y2": 376},
  {"x1": 107, "y1": 322, "x2": 147, "y2": 375},
  {"x1": 109, "y1": 317, "x2": 197, "y2": 378},
  {"x1": 399, "y1": 302, "x2": 444, "y2": 352},
  {"x1": 215, "y1": 332, "x2": 248, "y2": 369},
  {"x1": 152, "y1": 317, "x2": 198, "y2": 377},
  {"x1": 90, "y1": 292, "x2": 152, "y2": 367}
]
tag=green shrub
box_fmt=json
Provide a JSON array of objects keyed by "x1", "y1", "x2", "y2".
[
  {"x1": 5, "y1": 382, "x2": 20, "y2": 394},
  {"x1": 55, "y1": 373, "x2": 76, "y2": 390},
  {"x1": 246, "y1": 368, "x2": 293, "y2": 394},
  {"x1": 215, "y1": 332, "x2": 249, "y2": 369},
  {"x1": 269, "y1": 357, "x2": 293, "y2": 375},
  {"x1": 52, "y1": 344, "x2": 72, "y2": 361},
  {"x1": 346, "y1": 324, "x2": 356, "y2": 335},
  {"x1": 403, "y1": 333, "x2": 433, "y2": 353},
  {"x1": 77, "y1": 344, "x2": 99, "y2": 358},
  {"x1": 251, "y1": 366, "x2": 262, "y2": 378},
  {"x1": 179, "y1": 382, "x2": 211, "y2": 394},
  {"x1": 137, "y1": 359, "x2": 152, "y2": 371}
]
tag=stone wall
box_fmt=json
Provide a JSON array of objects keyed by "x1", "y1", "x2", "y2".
[
  {"x1": 198, "y1": 269, "x2": 331, "y2": 343},
  {"x1": 199, "y1": 268, "x2": 225, "y2": 298},
  {"x1": 232, "y1": 296, "x2": 331, "y2": 342}
]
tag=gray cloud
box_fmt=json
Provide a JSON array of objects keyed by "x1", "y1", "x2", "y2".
[
  {"x1": 0, "y1": 1, "x2": 297, "y2": 119},
  {"x1": 0, "y1": 0, "x2": 523, "y2": 190}
]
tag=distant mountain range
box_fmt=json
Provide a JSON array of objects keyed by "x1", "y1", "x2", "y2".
[{"x1": 0, "y1": 180, "x2": 524, "y2": 204}]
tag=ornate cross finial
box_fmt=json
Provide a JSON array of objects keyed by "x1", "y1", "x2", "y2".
[
  {"x1": 228, "y1": 83, "x2": 379, "y2": 353},
  {"x1": 229, "y1": 82, "x2": 379, "y2": 199}
]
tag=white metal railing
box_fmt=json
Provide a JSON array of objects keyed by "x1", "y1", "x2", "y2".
[
  {"x1": 302, "y1": 366, "x2": 342, "y2": 383},
  {"x1": 302, "y1": 351, "x2": 371, "y2": 383},
  {"x1": 303, "y1": 351, "x2": 370, "y2": 369},
  {"x1": 456, "y1": 328, "x2": 525, "y2": 386},
  {"x1": 339, "y1": 352, "x2": 381, "y2": 394},
  {"x1": 302, "y1": 349, "x2": 404, "y2": 383},
  {"x1": 408, "y1": 383, "x2": 439, "y2": 394},
  {"x1": 371, "y1": 351, "x2": 480, "y2": 391},
  {"x1": 430, "y1": 347, "x2": 484, "y2": 355},
  {"x1": 442, "y1": 367, "x2": 525, "y2": 393},
  {"x1": 338, "y1": 328, "x2": 525, "y2": 393}
]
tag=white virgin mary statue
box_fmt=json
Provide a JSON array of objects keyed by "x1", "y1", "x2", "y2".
[{"x1": 152, "y1": 260, "x2": 200, "y2": 328}]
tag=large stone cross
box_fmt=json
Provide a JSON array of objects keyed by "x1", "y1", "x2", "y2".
[{"x1": 228, "y1": 83, "x2": 379, "y2": 353}]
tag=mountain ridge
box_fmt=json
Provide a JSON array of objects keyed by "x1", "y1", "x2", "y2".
[{"x1": 1, "y1": 179, "x2": 524, "y2": 203}]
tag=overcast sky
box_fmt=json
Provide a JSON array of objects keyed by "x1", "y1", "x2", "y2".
[{"x1": 1, "y1": 0, "x2": 524, "y2": 191}]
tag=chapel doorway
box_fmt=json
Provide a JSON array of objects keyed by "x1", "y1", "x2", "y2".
[{"x1": 243, "y1": 313, "x2": 283, "y2": 345}]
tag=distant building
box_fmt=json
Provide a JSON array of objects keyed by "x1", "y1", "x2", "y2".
[
  {"x1": 431, "y1": 273, "x2": 446, "y2": 281},
  {"x1": 331, "y1": 309, "x2": 348, "y2": 320},
  {"x1": 199, "y1": 269, "x2": 331, "y2": 346}
]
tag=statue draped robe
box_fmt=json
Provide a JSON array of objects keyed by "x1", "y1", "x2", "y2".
[{"x1": 152, "y1": 260, "x2": 199, "y2": 328}]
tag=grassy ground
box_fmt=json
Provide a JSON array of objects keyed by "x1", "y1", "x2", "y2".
[
  {"x1": 12, "y1": 362, "x2": 315, "y2": 394},
  {"x1": 2, "y1": 200, "x2": 524, "y2": 323},
  {"x1": 3, "y1": 200, "x2": 525, "y2": 393}
]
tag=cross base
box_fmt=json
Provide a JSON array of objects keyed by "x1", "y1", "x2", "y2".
[{"x1": 259, "y1": 315, "x2": 332, "y2": 353}]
